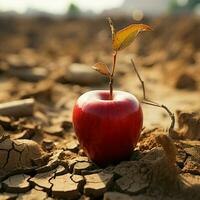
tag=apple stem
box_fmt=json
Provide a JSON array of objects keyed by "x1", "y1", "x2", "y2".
[{"x1": 109, "y1": 51, "x2": 117, "y2": 100}]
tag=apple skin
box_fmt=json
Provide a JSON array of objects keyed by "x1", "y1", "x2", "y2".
[{"x1": 72, "y1": 90, "x2": 143, "y2": 166}]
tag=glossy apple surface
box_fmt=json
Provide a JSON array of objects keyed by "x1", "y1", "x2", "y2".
[{"x1": 72, "y1": 90, "x2": 143, "y2": 166}]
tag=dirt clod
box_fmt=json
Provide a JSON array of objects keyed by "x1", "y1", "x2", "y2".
[
  {"x1": 84, "y1": 172, "x2": 114, "y2": 198},
  {"x1": 2, "y1": 174, "x2": 30, "y2": 193},
  {"x1": 103, "y1": 192, "x2": 133, "y2": 200},
  {"x1": 176, "y1": 111, "x2": 200, "y2": 140},
  {"x1": 175, "y1": 73, "x2": 197, "y2": 91},
  {"x1": 51, "y1": 173, "x2": 84, "y2": 199}
]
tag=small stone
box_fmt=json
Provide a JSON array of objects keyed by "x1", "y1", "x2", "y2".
[
  {"x1": 65, "y1": 63, "x2": 105, "y2": 85},
  {"x1": 51, "y1": 173, "x2": 84, "y2": 199},
  {"x1": 103, "y1": 192, "x2": 133, "y2": 200},
  {"x1": 175, "y1": 73, "x2": 197, "y2": 91},
  {"x1": 29, "y1": 170, "x2": 55, "y2": 190},
  {"x1": 18, "y1": 188, "x2": 48, "y2": 200},
  {"x1": 2, "y1": 174, "x2": 30, "y2": 193},
  {"x1": 9, "y1": 67, "x2": 47, "y2": 82},
  {"x1": 84, "y1": 172, "x2": 114, "y2": 198}
]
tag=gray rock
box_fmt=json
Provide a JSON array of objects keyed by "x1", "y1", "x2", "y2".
[{"x1": 65, "y1": 63, "x2": 105, "y2": 85}]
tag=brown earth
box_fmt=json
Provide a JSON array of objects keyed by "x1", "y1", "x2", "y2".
[{"x1": 0, "y1": 15, "x2": 200, "y2": 200}]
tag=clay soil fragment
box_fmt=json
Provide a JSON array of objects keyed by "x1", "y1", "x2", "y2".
[
  {"x1": 176, "y1": 111, "x2": 200, "y2": 140},
  {"x1": 103, "y1": 192, "x2": 133, "y2": 200},
  {"x1": 114, "y1": 161, "x2": 150, "y2": 195},
  {"x1": 2, "y1": 174, "x2": 30, "y2": 193},
  {"x1": 50, "y1": 173, "x2": 84, "y2": 199},
  {"x1": 29, "y1": 170, "x2": 55, "y2": 191},
  {"x1": 0, "y1": 135, "x2": 47, "y2": 180},
  {"x1": 84, "y1": 172, "x2": 114, "y2": 198},
  {"x1": 18, "y1": 188, "x2": 48, "y2": 200}
]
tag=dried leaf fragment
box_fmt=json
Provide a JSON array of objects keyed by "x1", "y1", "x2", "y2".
[
  {"x1": 113, "y1": 24, "x2": 152, "y2": 51},
  {"x1": 92, "y1": 62, "x2": 111, "y2": 77}
]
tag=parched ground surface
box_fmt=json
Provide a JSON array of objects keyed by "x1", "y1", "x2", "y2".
[{"x1": 0, "y1": 15, "x2": 200, "y2": 200}]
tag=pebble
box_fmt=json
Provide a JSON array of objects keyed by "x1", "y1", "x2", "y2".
[
  {"x1": 175, "y1": 73, "x2": 197, "y2": 91},
  {"x1": 65, "y1": 63, "x2": 105, "y2": 85}
]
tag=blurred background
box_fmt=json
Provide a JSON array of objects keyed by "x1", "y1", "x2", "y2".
[{"x1": 0, "y1": 0, "x2": 200, "y2": 127}]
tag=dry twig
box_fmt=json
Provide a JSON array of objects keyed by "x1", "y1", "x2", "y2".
[{"x1": 131, "y1": 59, "x2": 175, "y2": 135}]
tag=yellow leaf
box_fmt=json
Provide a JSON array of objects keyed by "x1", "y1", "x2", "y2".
[
  {"x1": 92, "y1": 62, "x2": 111, "y2": 77},
  {"x1": 113, "y1": 24, "x2": 152, "y2": 51}
]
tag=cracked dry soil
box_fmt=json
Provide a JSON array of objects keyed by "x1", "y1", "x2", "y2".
[{"x1": 0, "y1": 16, "x2": 200, "y2": 199}]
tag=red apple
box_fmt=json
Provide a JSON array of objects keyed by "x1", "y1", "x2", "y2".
[{"x1": 72, "y1": 90, "x2": 143, "y2": 166}]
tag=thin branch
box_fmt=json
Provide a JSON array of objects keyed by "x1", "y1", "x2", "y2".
[
  {"x1": 111, "y1": 51, "x2": 117, "y2": 77},
  {"x1": 131, "y1": 59, "x2": 175, "y2": 135},
  {"x1": 109, "y1": 50, "x2": 117, "y2": 100},
  {"x1": 131, "y1": 59, "x2": 146, "y2": 99}
]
